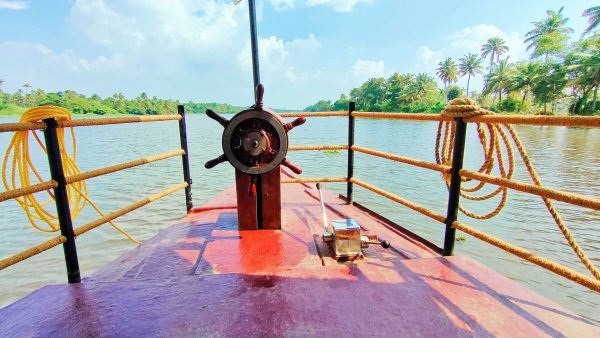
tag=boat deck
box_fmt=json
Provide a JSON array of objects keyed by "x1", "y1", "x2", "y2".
[{"x1": 1, "y1": 172, "x2": 598, "y2": 337}]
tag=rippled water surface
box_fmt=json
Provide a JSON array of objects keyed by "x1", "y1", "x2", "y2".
[{"x1": 1, "y1": 114, "x2": 598, "y2": 323}]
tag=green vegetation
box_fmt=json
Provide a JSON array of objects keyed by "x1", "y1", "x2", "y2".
[
  {"x1": 0, "y1": 87, "x2": 247, "y2": 116},
  {"x1": 305, "y1": 6, "x2": 600, "y2": 116},
  {"x1": 306, "y1": 73, "x2": 445, "y2": 113}
]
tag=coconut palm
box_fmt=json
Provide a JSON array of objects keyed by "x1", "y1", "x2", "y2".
[
  {"x1": 582, "y1": 6, "x2": 600, "y2": 36},
  {"x1": 414, "y1": 73, "x2": 436, "y2": 100},
  {"x1": 525, "y1": 7, "x2": 573, "y2": 60},
  {"x1": 481, "y1": 37, "x2": 509, "y2": 72},
  {"x1": 566, "y1": 37, "x2": 600, "y2": 111},
  {"x1": 509, "y1": 61, "x2": 540, "y2": 105},
  {"x1": 22, "y1": 83, "x2": 31, "y2": 96},
  {"x1": 483, "y1": 58, "x2": 511, "y2": 104},
  {"x1": 458, "y1": 53, "x2": 483, "y2": 96},
  {"x1": 436, "y1": 57, "x2": 458, "y2": 100}
]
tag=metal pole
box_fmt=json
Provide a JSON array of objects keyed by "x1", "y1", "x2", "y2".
[
  {"x1": 178, "y1": 105, "x2": 193, "y2": 212},
  {"x1": 43, "y1": 118, "x2": 81, "y2": 283},
  {"x1": 248, "y1": 0, "x2": 260, "y2": 95},
  {"x1": 346, "y1": 102, "x2": 356, "y2": 204},
  {"x1": 442, "y1": 117, "x2": 468, "y2": 256}
]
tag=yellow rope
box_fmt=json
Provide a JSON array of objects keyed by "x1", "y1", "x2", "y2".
[
  {"x1": 438, "y1": 98, "x2": 599, "y2": 280},
  {"x1": 2, "y1": 106, "x2": 139, "y2": 244}
]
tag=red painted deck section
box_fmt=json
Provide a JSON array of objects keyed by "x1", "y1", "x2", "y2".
[{"x1": 1, "y1": 172, "x2": 598, "y2": 337}]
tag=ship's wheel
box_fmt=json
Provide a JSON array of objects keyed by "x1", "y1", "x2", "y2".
[{"x1": 204, "y1": 84, "x2": 305, "y2": 175}]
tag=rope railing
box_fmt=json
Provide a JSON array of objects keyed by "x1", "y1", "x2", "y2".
[
  {"x1": 0, "y1": 180, "x2": 58, "y2": 203},
  {"x1": 288, "y1": 145, "x2": 348, "y2": 151},
  {"x1": 339, "y1": 145, "x2": 600, "y2": 211},
  {"x1": 0, "y1": 105, "x2": 193, "y2": 282},
  {"x1": 74, "y1": 182, "x2": 188, "y2": 236},
  {"x1": 0, "y1": 115, "x2": 182, "y2": 133},
  {"x1": 352, "y1": 112, "x2": 450, "y2": 122},
  {"x1": 0, "y1": 121, "x2": 46, "y2": 133},
  {"x1": 347, "y1": 111, "x2": 600, "y2": 128},
  {"x1": 0, "y1": 236, "x2": 67, "y2": 271},
  {"x1": 464, "y1": 114, "x2": 600, "y2": 128},
  {"x1": 281, "y1": 177, "x2": 348, "y2": 184},
  {"x1": 352, "y1": 146, "x2": 450, "y2": 173},
  {"x1": 289, "y1": 106, "x2": 600, "y2": 289},
  {"x1": 460, "y1": 169, "x2": 600, "y2": 211},
  {"x1": 0, "y1": 182, "x2": 187, "y2": 271},
  {"x1": 350, "y1": 178, "x2": 446, "y2": 223},
  {"x1": 57, "y1": 114, "x2": 182, "y2": 128},
  {"x1": 66, "y1": 149, "x2": 185, "y2": 184},
  {"x1": 452, "y1": 221, "x2": 600, "y2": 293},
  {"x1": 280, "y1": 111, "x2": 347, "y2": 117}
]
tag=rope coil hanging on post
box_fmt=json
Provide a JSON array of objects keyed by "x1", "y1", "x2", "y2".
[
  {"x1": 2, "y1": 106, "x2": 139, "y2": 243},
  {"x1": 436, "y1": 98, "x2": 599, "y2": 281}
]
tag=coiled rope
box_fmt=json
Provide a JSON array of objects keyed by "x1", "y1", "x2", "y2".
[
  {"x1": 2, "y1": 106, "x2": 139, "y2": 243},
  {"x1": 436, "y1": 98, "x2": 599, "y2": 280}
]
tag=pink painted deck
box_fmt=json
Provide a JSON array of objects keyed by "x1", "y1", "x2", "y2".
[{"x1": 1, "y1": 174, "x2": 598, "y2": 337}]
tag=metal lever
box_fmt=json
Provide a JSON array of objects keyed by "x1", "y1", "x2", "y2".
[
  {"x1": 282, "y1": 158, "x2": 302, "y2": 174},
  {"x1": 284, "y1": 117, "x2": 306, "y2": 132},
  {"x1": 360, "y1": 234, "x2": 391, "y2": 249},
  {"x1": 206, "y1": 109, "x2": 230, "y2": 128},
  {"x1": 362, "y1": 239, "x2": 391, "y2": 249},
  {"x1": 316, "y1": 183, "x2": 331, "y2": 236},
  {"x1": 205, "y1": 154, "x2": 227, "y2": 169}
]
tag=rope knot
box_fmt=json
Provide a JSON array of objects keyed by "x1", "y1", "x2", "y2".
[{"x1": 441, "y1": 97, "x2": 494, "y2": 118}]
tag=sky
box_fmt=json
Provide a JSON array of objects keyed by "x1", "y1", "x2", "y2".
[{"x1": 0, "y1": 0, "x2": 597, "y2": 109}]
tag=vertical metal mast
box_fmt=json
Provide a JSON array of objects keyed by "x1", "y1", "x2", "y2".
[{"x1": 248, "y1": 0, "x2": 260, "y2": 97}]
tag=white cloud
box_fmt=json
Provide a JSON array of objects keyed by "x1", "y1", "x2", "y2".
[
  {"x1": 306, "y1": 0, "x2": 370, "y2": 12},
  {"x1": 69, "y1": 0, "x2": 245, "y2": 60},
  {"x1": 237, "y1": 34, "x2": 321, "y2": 77},
  {"x1": 287, "y1": 33, "x2": 321, "y2": 51},
  {"x1": 238, "y1": 35, "x2": 289, "y2": 72},
  {"x1": 0, "y1": 42, "x2": 125, "y2": 93},
  {"x1": 0, "y1": 0, "x2": 28, "y2": 10},
  {"x1": 352, "y1": 59, "x2": 385, "y2": 79},
  {"x1": 444, "y1": 24, "x2": 526, "y2": 61},
  {"x1": 269, "y1": 0, "x2": 294, "y2": 11},
  {"x1": 284, "y1": 67, "x2": 322, "y2": 83}
]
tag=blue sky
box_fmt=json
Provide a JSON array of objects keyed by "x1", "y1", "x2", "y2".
[{"x1": 0, "y1": 0, "x2": 596, "y2": 109}]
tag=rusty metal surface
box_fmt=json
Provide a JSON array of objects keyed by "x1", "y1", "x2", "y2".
[{"x1": 1, "y1": 174, "x2": 598, "y2": 336}]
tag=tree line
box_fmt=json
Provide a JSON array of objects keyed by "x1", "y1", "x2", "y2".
[
  {"x1": 0, "y1": 87, "x2": 247, "y2": 116},
  {"x1": 306, "y1": 6, "x2": 600, "y2": 116}
]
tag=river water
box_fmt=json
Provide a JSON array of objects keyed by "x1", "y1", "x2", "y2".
[{"x1": 0, "y1": 114, "x2": 599, "y2": 324}]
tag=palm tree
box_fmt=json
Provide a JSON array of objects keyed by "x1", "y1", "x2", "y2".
[
  {"x1": 566, "y1": 37, "x2": 600, "y2": 111},
  {"x1": 481, "y1": 37, "x2": 509, "y2": 72},
  {"x1": 22, "y1": 83, "x2": 31, "y2": 96},
  {"x1": 525, "y1": 7, "x2": 573, "y2": 61},
  {"x1": 458, "y1": 53, "x2": 483, "y2": 96},
  {"x1": 509, "y1": 61, "x2": 540, "y2": 105},
  {"x1": 484, "y1": 58, "x2": 511, "y2": 104},
  {"x1": 436, "y1": 57, "x2": 458, "y2": 100},
  {"x1": 582, "y1": 6, "x2": 600, "y2": 36},
  {"x1": 414, "y1": 73, "x2": 436, "y2": 100}
]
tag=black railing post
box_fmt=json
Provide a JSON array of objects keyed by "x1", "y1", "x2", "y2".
[
  {"x1": 346, "y1": 101, "x2": 356, "y2": 204},
  {"x1": 43, "y1": 118, "x2": 81, "y2": 283},
  {"x1": 443, "y1": 117, "x2": 468, "y2": 256},
  {"x1": 178, "y1": 105, "x2": 193, "y2": 212}
]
